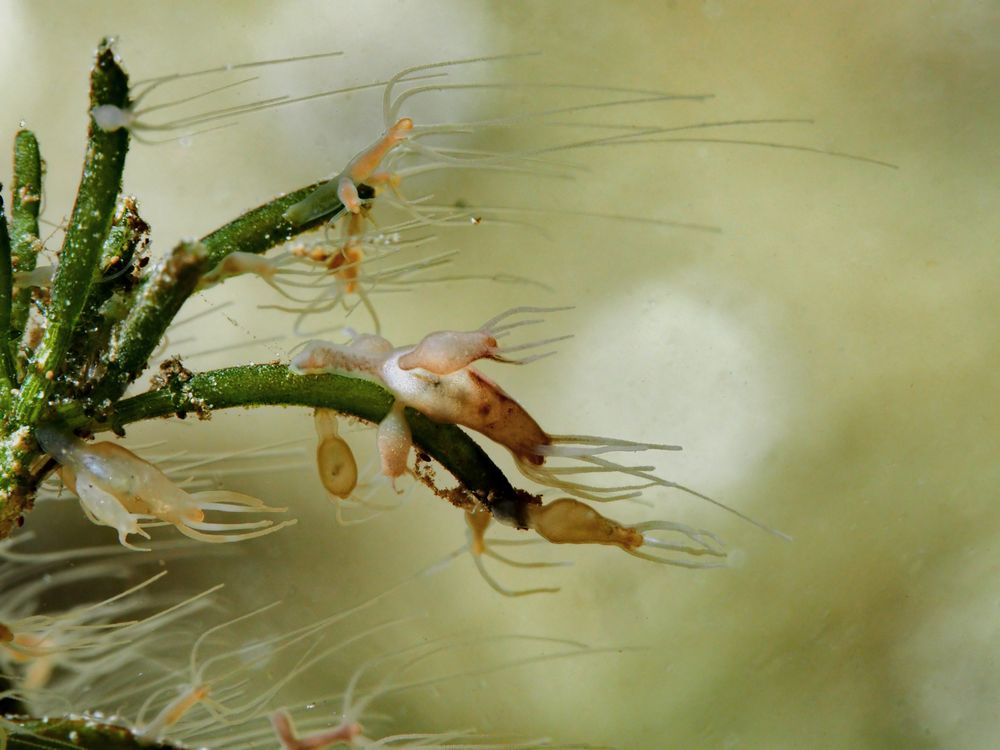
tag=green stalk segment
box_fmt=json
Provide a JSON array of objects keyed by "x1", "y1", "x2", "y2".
[
  {"x1": 9, "y1": 129, "x2": 43, "y2": 346},
  {"x1": 103, "y1": 364, "x2": 529, "y2": 522},
  {"x1": 14, "y1": 40, "x2": 129, "y2": 423},
  {"x1": 0, "y1": 190, "x2": 14, "y2": 398},
  {"x1": 88, "y1": 182, "x2": 372, "y2": 412}
]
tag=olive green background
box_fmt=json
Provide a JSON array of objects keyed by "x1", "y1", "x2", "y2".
[{"x1": 2, "y1": 2, "x2": 999, "y2": 748}]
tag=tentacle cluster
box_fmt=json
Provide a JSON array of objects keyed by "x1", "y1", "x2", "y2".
[
  {"x1": 35, "y1": 425, "x2": 295, "y2": 548},
  {"x1": 288, "y1": 308, "x2": 771, "y2": 570}
]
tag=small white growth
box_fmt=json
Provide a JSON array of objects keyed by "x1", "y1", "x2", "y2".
[
  {"x1": 375, "y1": 403, "x2": 412, "y2": 484},
  {"x1": 90, "y1": 104, "x2": 133, "y2": 131},
  {"x1": 89, "y1": 50, "x2": 348, "y2": 144}
]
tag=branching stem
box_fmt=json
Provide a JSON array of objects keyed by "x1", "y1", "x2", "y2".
[
  {"x1": 88, "y1": 183, "x2": 373, "y2": 410},
  {"x1": 14, "y1": 40, "x2": 129, "y2": 424},
  {"x1": 84, "y1": 364, "x2": 533, "y2": 525},
  {"x1": 0, "y1": 35, "x2": 545, "y2": 750}
]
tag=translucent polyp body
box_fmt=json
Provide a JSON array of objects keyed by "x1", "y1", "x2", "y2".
[
  {"x1": 524, "y1": 497, "x2": 643, "y2": 549},
  {"x1": 35, "y1": 425, "x2": 293, "y2": 547},
  {"x1": 397, "y1": 329, "x2": 500, "y2": 375}
]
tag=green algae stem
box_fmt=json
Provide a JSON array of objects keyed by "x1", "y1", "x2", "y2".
[
  {"x1": 3, "y1": 716, "x2": 178, "y2": 750},
  {"x1": 102, "y1": 364, "x2": 531, "y2": 525},
  {"x1": 14, "y1": 40, "x2": 129, "y2": 425}
]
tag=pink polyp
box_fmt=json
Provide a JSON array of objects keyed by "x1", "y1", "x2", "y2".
[
  {"x1": 380, "y1": 352, "x2": 549, "y2": 464},
  {"x1": 271, "y1": 709, "x2": 361, "y2": 750},
  {"x1": 397, "y1": 330, "x2": 496, "y2": 374},
  {"x1": 337, "y1": 177, "x2": 362, "y2": 214},
  {"x1": 289, "y1": 340, "x2": 385, "y2": 377}
]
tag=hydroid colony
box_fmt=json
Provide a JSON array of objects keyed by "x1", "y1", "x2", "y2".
[{"x1": 0, "y1": 38, "x2": 887, "y2": 749}]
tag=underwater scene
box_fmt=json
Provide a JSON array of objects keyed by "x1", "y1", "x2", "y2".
[{"x1": 0, "y1": 2, "x2": 997, "y2": 748}]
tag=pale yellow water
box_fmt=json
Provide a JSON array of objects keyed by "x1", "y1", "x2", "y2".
[{"x1": 2, "y1": 2, "x2": 999, "y2": 748}]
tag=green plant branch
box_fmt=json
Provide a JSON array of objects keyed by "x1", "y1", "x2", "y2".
[
  {"x1": 87, "y1": 240, "x2": 208, "y2": 409},
  {"x1": 2, "y1": 717, "x2": 177, "y2": 750},
  {"x1": 83, "y1": 364, "x2": 533, "y2": 525},
  {"x1": 0, "y1": 36, "x2": 572, "y2": 750},
  {"x1": 62, "y1": 197, "x2": 149, "y2": 388},
  {"x1": 0, "y1": 189, "x2": 15, "y2": 401},
  {"x1": 14, "y1": 40, "x2": 129, "y2": 424},
  {"x1": 199, "y1": 182, "x2": 372, "y2": 268},
  {"x1": 9, "y1": 129, "x2": 42, "y2": 348},
  {"x1": 88, "y1": 183, "x2": 374, "y2": 413}
]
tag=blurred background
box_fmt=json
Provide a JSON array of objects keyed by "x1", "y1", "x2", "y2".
[{"x1": 2, "y1": 1, "x2": 999, "y2": 748}]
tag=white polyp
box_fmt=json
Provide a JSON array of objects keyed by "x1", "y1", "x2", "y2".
[
  {"x1": 91, "y1": 104, "x2": 133, "y2": 131},
  {"x1": 36, "y1": 426, "x2": 295, "y2": 546},
  {"x1": 90, "y1": 50, "x2": 369, "y2": 144},
  {"x1": 199, "y1": 251, "x2": 281, "y2": 289},
  {"x1": 74, "y1": 476, "x2": 152, "y2": 551}
]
